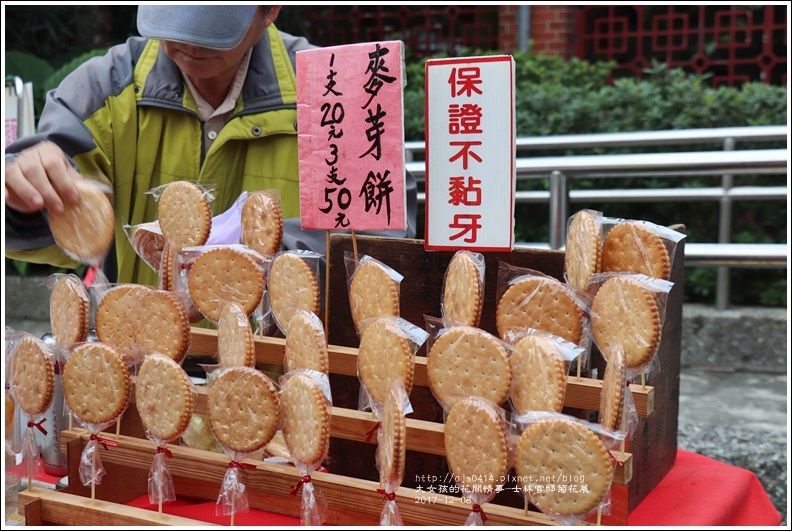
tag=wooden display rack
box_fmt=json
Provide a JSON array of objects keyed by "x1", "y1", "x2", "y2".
[{"x1": 18, "y1": 232, "x2": 684, "y2": 526}]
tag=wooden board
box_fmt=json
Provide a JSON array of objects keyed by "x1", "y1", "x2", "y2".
[{"x1": 324, "y1": 233, "x2": 682, "y2": 515}]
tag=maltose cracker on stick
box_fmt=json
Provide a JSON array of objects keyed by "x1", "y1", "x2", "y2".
[
  {"x1": 134, "y1": 289, "x2": 191, "y2": 363},
  {"x1": 135, "y1": 353, "x2": 194, "y2": 442},
  {"x1": 442, "y1": 251, "x2": 483, "y2": 327},
  {"x1": 157, "y1": 181, "x2": 212, "y2": 247},
  {"x1": 496, "y1": 275, "x2": 584, "y2": 345},
  {"x1": 62, "y1": 343, "x2": 130, "y2": 426},
  {"x1": 188, "y1": 246, "x2": 265, "y2": 322},
  {"x1": 590, "y1": 275, "x2": 662, "y2": 369},
  {"x1": 11, "y1": 335, "x2": 55, "y2": 417},
  {"x1": 357, "y1": 318, "x2": 414, "y2": 406},
  {"x1": 241, "y1": 191, "x2": 283, "y2": 258},
  {"x1": 564, "y1": 209, "x2": 602, "y2": 292},
  {"x1": 50, "y1": 275, "x2": 89, "y2": 346},
  {"x1": 515, "y1": 417, "x2": 613, "y2": 516},
  {"x1": 599, "y1": 351, "x2": 626, "y2": 431},
  {"x1": 48, "y1": 179, "x2": 114, "y2": 264},
  {"x1": 208, "y1": 367, "x2": 279, "y2": 454},
  {"x1": 217, "y1": 302, "x2": 256, "y2": 367},
  {"x1": 284, "y1": 311, "x2": 329, "y2": 375},
  {"x1": 349, "y1": 260, "x2": 400, "y2": 334},
  {"x1": 280, "y1": 372, "x2": 330, "y2": 465},
  {"x1": 131, "y1": 221, "x2": 165, "y2": 272},
  {"x1": 444, "y1": 396, "x2": 508, "y2": 493},
  {"x1": 426, "y1": 326, "x2": 511, "y2": 407},
  {"x1": 510, "y1": 334, "x2": 567, "y2": 415},
  {"x1": 601, "y1": 220, "x2": 671, "y2": 280},
  {"x1": 377, "y1": 384, "x2": 407, "y2": 487},
  {"x1": 267, "y1": 252, "x2": 320, "y2": 332},
  {"x1": 95, "y1": 284, "x2": 153, "y2": 352}
]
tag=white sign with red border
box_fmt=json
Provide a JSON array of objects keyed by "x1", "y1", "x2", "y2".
[{"x1": 424, "y1": 55, "x2": 515, "y2": 251}]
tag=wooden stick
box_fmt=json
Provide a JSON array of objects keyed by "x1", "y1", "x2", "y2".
[
  {"x1": 325, "y1": 230, "x2": 330, "y2": 341},
  {"x1": 352, "y1": 230, "x2": 359, "y2": 263},
  {"x1": 116, "y1": 418, "x2": 120, "y2": 436},
  {"x1": 231, "y1": 496, "x2": 235, "y2": 527},
  {"x1": 576, "y1": 356, "x2": 582, "y2": 380},
  {"x1": 27, "y1": 450, "x2": 33, "y2": 491},
  {"x1": 91, "y1": 448, "x2": 97, "y2": 502},
  {"x1": 641, "y1": 369, "x2": 646, "y2": 390},
  {"x1": 597, "y1": 505, "x2": 602, "y2": 525}
]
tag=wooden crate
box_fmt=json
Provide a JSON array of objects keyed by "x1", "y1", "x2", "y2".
[{"x1": 18, "y1": 232, "x2": 684, "y2": 526}]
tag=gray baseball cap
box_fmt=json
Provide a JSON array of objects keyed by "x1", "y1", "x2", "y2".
[{"x1": 137, "y1": 5, "x2": 259, "y2": 50}]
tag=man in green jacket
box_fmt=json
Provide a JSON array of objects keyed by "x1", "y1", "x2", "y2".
[{"x1": 5, "y1": 5, "x2": 417, "y2": 287}]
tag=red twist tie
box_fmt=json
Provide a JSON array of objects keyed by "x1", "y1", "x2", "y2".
[
  {"x1": 625, "y1": 380, "x2": 632, "y2": 388},
  {"x1": 365, "y1": 421, "x2": 381, "y2": 442},
  {"x1": 156, "y1": 446, "x2": 173, "y2": 459},
  {"x1": 376, "y1": 488, "x2": 396, "y2": 502},
  {"x1": 609, "y1": 451, "x2": 624, "y2": 467},
  {"x1": 229, "y1": 460, "x2": 256, "y2": 471},
  {"x1": 290, "y1": 475, "x2": 312, "y2": 496},
  {"x1": 27, "y1": 419, "x2": 48, "y2": 436},
  {"x1": 89, "y1": 433, "x2": 119, "y2": 451},
  {"x1": 472, "y1": 503, "x2": 488, "y2": 523}
]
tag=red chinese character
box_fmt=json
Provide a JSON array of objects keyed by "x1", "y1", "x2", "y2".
[
  {"x1": 448, "y1": 67, "x2": 483, "y2": 98},
  {"x1": 448, "y1": 141, "x2": 483, "y2": 170},
  {"x1": 449, "y1": 214, "x2": 482, "y2": 243},
  {"x1": 448, "y1": 176, "x2": 482, "y2": 206},
  {"x1": 447, "y1": 103, "x2": 483, "y2": 134}
]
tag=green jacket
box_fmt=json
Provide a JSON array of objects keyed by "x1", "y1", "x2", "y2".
[{"x1": 5, "y1": 26, "x2": 316, "y2": 287}]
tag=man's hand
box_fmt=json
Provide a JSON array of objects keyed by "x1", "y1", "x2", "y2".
[{"x1": 5, "y1": 141, "x2": 82, "y2": 214}]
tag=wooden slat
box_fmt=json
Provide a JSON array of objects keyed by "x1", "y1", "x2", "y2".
[
  {"x1": 18, "y1": 488, "x2": 214, "y2": 527},
  {"x1": 124, "y1": 379, "x2": 631, "y2": 484},
  {"x1": 58, "y1": 430, "x2": 561, "y2": 526},
  {"x1": 187, "y1": 327, "x2": 654, "y2": 417}
]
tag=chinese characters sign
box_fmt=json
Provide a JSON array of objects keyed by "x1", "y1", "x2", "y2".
[
  {"x1": 297, "y1": 41, "x2": 407, "y2": 231},
  {"x1": 424, "y1": 56, "x2": 515, "y2": 251}
]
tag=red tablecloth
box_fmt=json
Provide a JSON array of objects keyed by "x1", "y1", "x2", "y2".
[
  {"x1": 121, "y1": 449, "x2": 779, "y2": 526},
  {"x1": 628, "y1": 449, "x2": 781, "y2": 526}
]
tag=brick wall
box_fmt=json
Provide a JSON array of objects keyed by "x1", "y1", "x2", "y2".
[
  {"x1": 530, "y1": 5, "x2": 578, "y2": 58},
  {"x1": 498, "y1": 5, "x2": 578, "y2": 58},
  {"x1": 498, "y1": 5, "x2": 520, "y2": 53}
]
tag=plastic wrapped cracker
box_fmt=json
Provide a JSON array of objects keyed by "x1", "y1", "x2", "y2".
[
  {"x1": 47, "y1": 178, "x2": 114, "y2": 265},
  {"x1": 267, "y1": 250, "x2": 321, "y2": 335},
  {"x1": 207, "y1": 366, "x2": 279, "y2": 518},
  {"x1": 601, "y1": 218, "x2": 685, "y2": 281},
  {"x1": 284, "y1": 310, "x2": 329, "y2": 375},
  {"x1": 514, "y1": 413, "x2": 620, "y2": 525},
  {"x1": 135, "y1": 353, "x2": 195, "y2": 505},
  {"x1": 8, "y1": 332, "x2": 56, "y2": 482},
  {"x1": 279, "y1": 370, "x2": 332, "y2": 525},
  {"x1": 441, "y1": 250, "x2": 485, "y2": 327},
  {"x1": 217, "y1": 301, "x2": 256, "y2": 368},
  {"x1": 443, "y1": 395, "x2": 511, "y2": 526},
  {"x1": 151, "y1": 181, "x2": 213, "y2": 248},
  {"x1": 376, "y1": 381, "x2": 409, "y2": 526},
  {"x1": 495, "y1": 263, "x2": 587, "y2": 348},
  {"x1": 425, "y1": 318, "x2": 512, "y2": 408},
  {"x1": 185, "y1": 245, "x2": 266, "y2": 324},
  {"x1": 241, "y1": 190, "x2": 284, "y2": 258},
  {"x1": 589, "y1": 272, "x2": 673, "y2": 376},
  {"x1": 44, "y1": 273, "x2": 89, "y2": 347},
  {"x1": 62, "y1": 342, "x2": 131, "y2": 486},
  {"x1": 345, "y1": 253, "x2": 402, "y2": 337},
  {"x1": 564, "y1": 209, "x2": 603, "y2": 293}
]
